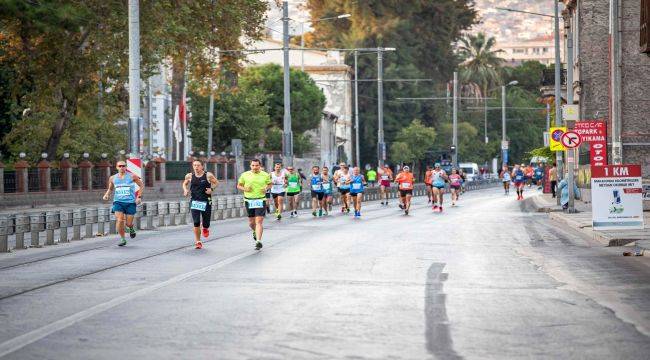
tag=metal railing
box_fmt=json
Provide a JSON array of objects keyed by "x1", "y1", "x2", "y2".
[
  {"x1": 0, "y1": 181, "x2": 500, "y2": 253},
  {"x1": 51, "y1": 169, "x2": 65, "y2": 191},
  {"x1": 166, "y1": 161, "x2": 191, "y2": 181},
  {"x1": 4, "y1": 171, "x2": 16, "y2": 193},
  {"x1": 28, "y1": 168, "x2": 40, "y2": 192}
]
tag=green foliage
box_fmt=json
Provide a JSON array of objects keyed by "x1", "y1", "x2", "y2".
[
  {"x1": 458, "y1": 32, "x2": 505, "y2": 97},
  {"x1": 239, "y1": 64, "x2": 326, "y2": 134},
  {"x1": 526, "y1": 147, "x2": 554, "y2": 162},
  {"x1": 390, "y1": 142, "x2": 414, "y2": 165},
  {"x1": 395, "y1": 119, "x2": 437, "y2": 163},
  {"x1": 188, "y1": 88, "x2": 270, "y2": 154}
]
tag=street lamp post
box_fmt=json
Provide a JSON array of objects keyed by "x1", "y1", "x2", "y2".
[
  {"x1": 501, "y1": 81, "x2": 518, "y2": 167},
  {"x1": 354, "y1": 50, "x2": 360, "y2": 168},
  {"x1": 282, "y1": 1, "x2": 293, "y2": 166},
  {"x1": 299, "y1": 14, "x2": 350, "y2": 71}
]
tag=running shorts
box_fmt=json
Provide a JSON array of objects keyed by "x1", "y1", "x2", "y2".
[
  {"x1": 433, "y1": 184, "x2": 445, "y2": 189},
  {"x1": 112, "y1": 201, "x2": 137, "y2": 215},
  {"x1": 287, "y1": 191, "x2": 300, "y2": 197},
  {"x1": 514, "y1": 181, "x2": 524, "y2": 187},
  {"x1": 311, "y1": 191, "x2": 325, "y2": 200},
  {"x1": 245, "y1": 200, "x2": 267, "y2": 218},
  {"x1": 399, "y1": 189, "x2": 413, "y2": 197},
  {"x1": 450, "y1": 185, "x2": 461, "y2": 190},
  {"x1": 339, "y1": 188, "x2": 350, "y2": 195},
  {"x1": 271, "y1": 192, "x2": 286, "y2": 198},
  {"x1": 191, "y1": 204, "x2": 212, "y2": 228},
  {"x1": 349, "y1": 192, "x2": 363, "y2": 197},
  {"x1": 380, "y1": 180, "x2": 391, "y2": 187}
]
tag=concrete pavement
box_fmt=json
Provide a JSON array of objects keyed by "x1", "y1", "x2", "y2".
[{"x1": 1, "y1": 187, "x2": 649, "y2": 359}]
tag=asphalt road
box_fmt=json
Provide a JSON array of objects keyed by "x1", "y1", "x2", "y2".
[{"x1": 1, "y1": 187, "x2": 649, "y2": 359}]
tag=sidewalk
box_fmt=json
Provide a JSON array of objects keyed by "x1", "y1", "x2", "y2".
[{"x1": 529, "y1": 193, "x2": 650, "y2": 250}]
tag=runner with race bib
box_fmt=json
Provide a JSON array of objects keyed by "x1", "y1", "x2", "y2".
[
  {"x1": 237, "y1": 159, "x2": 271, "y2": 250},
  {"x1": 270, "y1": 163, "x2": 287, "y2": 220},
  {"x1": 182, "y1": 160, "x2": 219, "y2": 249},
  {"x1": 349, "y1": 167, "x2": 366, "y2": 218},
  {"x1": 395, "y1": 165, "x2": 415, "y2": 215},
  {"x1": 431, "y1": 163, "x2": 448, "y2": 213},
  {"x1": 511, "y1": 164, "x2": 526, "y2": 200},
  {"x1": 322, "y1": 166, "x2": 334, "y2": 215},
  {"x1": 448, "y1": 168, "x2": 462, "y2": 207},
  {"x1": 310, "y1": 166, "x2": 325, "y2": 217}
]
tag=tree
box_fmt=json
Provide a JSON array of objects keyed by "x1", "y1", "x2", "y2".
[
  {"x1": 390, "y1": 142, "x2": 414, "y2": 166},
  {"x1": 394, "y1": 119, "x2": 437, "y2": 174},
  {"x1": 239, "y1": 64, "x2": 326, "y2": 134},
  {"x1": 458, "y1": 32, "x2": 504, "y2": 98}
]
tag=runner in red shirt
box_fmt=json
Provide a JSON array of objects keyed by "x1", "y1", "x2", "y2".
[
  {"x1": 424, "y1": 166, "x2": 433, "y2": 204},
  {"x1": 395, "y1": 166, "x2": 415, "y2": 215}
]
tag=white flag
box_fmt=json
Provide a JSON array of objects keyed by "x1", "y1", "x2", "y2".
[{"x1": 173, "y1": 105, "x2": 182, "y2": 143}]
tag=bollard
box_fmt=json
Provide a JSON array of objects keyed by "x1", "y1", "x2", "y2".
[
  {"x1": 168, "y1": 202, "x2": 179, "y2": 226},
  {"x1": 217, "y1": 197, "x2": 226, "y2": 220},
  {"x1": 85, "y1": 208, "x2": 98, "y2": 239},
  {"x1": 97, "y1": 207, "x2": 109, "y2": 235},
  {"x1": 179, "y1": 201, "x2": 188, "y2": 225},
  {"x1": 59, "y1": 209, "x2": 72, "y2": 243},
  {"x1": 226, "y1": 196, "x2": 235, "y2": 218},
  {"x1": 45, "y1": 211, "x2": 59, "y2": 245},
  {"x1": 157, "y1": 201, "x2": 168, "y2": 227},
  {"x1": 145, "y1": 202, "x2": 158, "y2": 230},
  {"x1": 135, "y1": 203, "x2": 143, "y2": 230},
  {"x1": 30, "y1": 213, "x2": 44, "y2": 248},
  {"x1": 72, "y1": 209, "x2": 85, "y2": 241},
  {"x1": 0, "y1": 217, "x2": 8, "y2": 252},
  {"x1": 14, "y1": 214, "x2": 28, "y2": 250},
  {"x1": 109, "y1": 210, "x2": 117, "y2": 234}
]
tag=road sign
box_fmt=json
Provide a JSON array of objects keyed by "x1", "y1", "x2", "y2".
[
  {"x1": 549, "y1": 126, "x2": 567, "y2": 151},
  {"x1": 501, "y1": 140, "x2": 509, "y2": 150},
  {"x1": 560, "y1": 131, "x2": 582, "y2": 148},
  {"x1": 562, "y1": 104, "x2": 580, "y2": 121},
  {"x1": 591, "y1": 165, "x2": 644, "y2": 230},
  {"x1": 543, "y1": 132, "x2": 550, "y2": 147},
  {"x1": 126, "y1": 158, "x2": 142, "y2": 195}
]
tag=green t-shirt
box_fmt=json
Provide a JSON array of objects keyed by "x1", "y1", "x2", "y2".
[
  {"x1": 238, "y1": 170, "x2": 271, "y2": 199},
  {"x1": 366, "y1": 170, "x2": 377, "y2": 181},
  {"x1": 286, "y1": 173, "x2": 301, "y2": 193}
]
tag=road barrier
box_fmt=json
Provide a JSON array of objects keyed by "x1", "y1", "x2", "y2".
[{"x1": 0, "y1": 180, "x2": 498, "y2": 252}]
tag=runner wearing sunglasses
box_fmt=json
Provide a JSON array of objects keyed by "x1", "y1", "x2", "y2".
[{"x1": 102, "y1": 161, "x2": 144, "y2": 246}]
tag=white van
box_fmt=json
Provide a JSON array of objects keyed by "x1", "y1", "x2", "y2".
[{"x1": 459, "y1": 162, "x2": 479, "y2": 182}]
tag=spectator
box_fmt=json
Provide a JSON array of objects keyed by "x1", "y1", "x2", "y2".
[
  {"x1": 549, "y1": 163, "x2": 558, "y2": 198},
  {"x1": 366, "y1": 167, "x2": 377, "y2": 187}
]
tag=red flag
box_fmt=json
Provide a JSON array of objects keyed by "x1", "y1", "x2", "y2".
[{"x1": 179, "y1": 88, "x2": 187, "y2": 124}]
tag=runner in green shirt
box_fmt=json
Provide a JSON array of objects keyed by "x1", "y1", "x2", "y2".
[
  {"x1": 285, "y1": 166, "x2": 302, "y2": 217},
  {"x1": 237, "y1": 159, "x2": 271, "y2": 250},
  {"x1": 366, "y1": 168, "x2": 377, "y2": 187}
]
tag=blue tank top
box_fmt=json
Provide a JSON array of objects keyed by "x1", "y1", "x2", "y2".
[
  {"x1": 322, "y1": 178, "x2": 333, "y2": 195},
  {"x1": 350, "y1": 175, "x2": 364, "y2": 193},
  {"x1": 113, "y1": 172, "x2": 136, "y2": 203},
  {"x1": 310, "y1": 175, "x2": 323, "y2": 193},
  {"x1": 514, "y1": 169, "x2": 525, "y2": 182}
]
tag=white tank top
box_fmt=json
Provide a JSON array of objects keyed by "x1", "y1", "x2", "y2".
[{"x1": 270, "y1": 170, "x2": 286, "y2": 194}]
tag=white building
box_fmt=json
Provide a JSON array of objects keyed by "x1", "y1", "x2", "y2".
[
  {"x1": 245, "y1": 37, "x2": 353, "y2": 167},
  {"x1": 497, "y1": 35, "x2": 563, "y2": 66}
]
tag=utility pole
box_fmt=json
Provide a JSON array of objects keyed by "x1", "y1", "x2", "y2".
[
  {"x1": 610, "y1": 0, "x2": 623, "y2": 164},
  {"x1": 354, "y1": 50, "x2": 360, "y2": 168},
  {"x1": 377, "y1": 48, "x2": 385, "y2": 168},
  {"x1": 452, "y1": 71, "x2": 458, "y2": 167},
  {"x1": 502, "y1": 85, "x2": 507, "y2": 166},
  {"x1": 207, "y1": 92, "x2": 214, "y2": 155},
  {"x1": 128, "y1": 0, "x2": 140, "y2": 157},
  {"x1": 147, "y1": 78, "x2": 153, "y2": 156},
  {"x1": 282, "y1": 1, "x2": 293, "y2": 166},
  {"x1": 554, "y1": 0, "x2": 563, "y2": 206},
  {"x1": 484, "y1": 97, "x2": 488, "y2": 144},
  {"x1": 566, "y1": 13, "x2": 576, "y2": 213}
]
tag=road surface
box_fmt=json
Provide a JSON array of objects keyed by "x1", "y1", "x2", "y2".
[{"x1": 1, "y1": 188, "x2": 649, "y2": 359}]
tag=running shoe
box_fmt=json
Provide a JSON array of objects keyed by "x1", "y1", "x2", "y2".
[
  {"x1": 405, "y1": 209, "x2": 409, "y2": 215},
  {"x1": 195, "y1": 241, "x2": 203, "y2": 249},
  {"x1": 312, "y1": 211, "x2": 317, "y2": 217},
  {"x1": 432, "y1": 205, "x2": 438, "y2": 211},
  {"x1": 127, "y1": 226, "x2": 136, "y2": 239},
  {"x1": 318, "y1": 209, "x2": 323, "y2": 217},
  {"x1": 451, "y1": 202, "x2": 456, "y2": 206},
  {"x1": 346, "y1": 208, "x2": 351, "y2": 214},
  {"x1": 202, "y1": 228, "x2": 209, "y2": 238},
  {"x1": 255, "y1": 241, "x2": 263, "y2": 250},
  {"x1": 439, "y1": 206, "x2": 443, "y2": 212},
  {"x1": 118, "y1": 238, "x2": 127, "y2": 247},
  {"x1": 341, "y1": 206, "x2": 346, "y2": 213}
]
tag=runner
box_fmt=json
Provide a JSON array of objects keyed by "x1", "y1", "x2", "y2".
[
  {"x1": 102, "y1": 160, "x2": 144, "y2": 246},
  {"x1": 395, "y1": 165, "x2": 415, "y2": 215},
  {"x1": 511, "y1": 164, "x2": 526, "y2": 200},
  {"x1": 270, "y1": 162, "x2": 287, "y2": 220},
  {"x1": 334, "y1": 163, "x2": 351, "y2": 214},
  {"x1": 310, "y1": 165, "x2": 325, "y2": 217},
  {"x1": 458, "y1": 168, "x2": 467, "y2": 195},
  {"x1": 237, "y1": 159, "x2": 271, "y2": 250},
  {"x1": 182, "y1": 160, "x2": 219, "y2": 249},
  {"x1": 534, "y1": 162, "x2": 544, "y2": 189},
  {"x1": 501, "y1": 165, "x2": 511, "y2": 195},
  {"x1": 448, "y1": 168, "x2": 462, "y2": 206},
  {"x1": 424, "y1": 165, "x2": 433, "y2": 203},
  {"x1": 431, "y1": 163, "x2": 448, "y2": 212},
  {"x1": 378, "y1": 164, "x2": 393, "y2": 205},
  {"x1": 524, "y1": 164, "x2": 535, "y2": 187},
  {"x1": 349, "y1": 167, "x2": 366, "y2": 218},
  {"x1": 366, "y1": 167, "x2": 377, "y2": 187},
  {"x1": 285, "y1": 166, "x2": 302, "y2": 217},
  {"x1": 321, "y1": 166, "x2": 334, "y2": 215}
]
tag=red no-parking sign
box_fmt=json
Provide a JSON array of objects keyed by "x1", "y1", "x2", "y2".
[{"x1": 560, "y1": 131, "x2": 582, "y2": 148}]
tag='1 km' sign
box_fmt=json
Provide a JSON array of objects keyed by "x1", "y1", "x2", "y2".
[{"x1": 560, "y1": 131, "x2": 582, "y2": 148}]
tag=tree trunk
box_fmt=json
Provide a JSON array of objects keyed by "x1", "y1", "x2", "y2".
[
  {"x1": 171, "y1": 57, "x2": 185, "y2": 160},
  {"x1": 44, "y1": 85, "x2": 78, "y2": 161}
]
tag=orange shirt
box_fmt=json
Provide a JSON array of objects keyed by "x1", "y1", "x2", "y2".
[
  {"x1": 395, "y1": 172, "x2": 415, "y2": 190},
  {"x1": 424, "y1": 170, "x2": 432, "y2": 185}
]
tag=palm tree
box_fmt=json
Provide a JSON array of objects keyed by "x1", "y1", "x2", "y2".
[{"x1": 457, "y1": 32, "x2": 504, "y2": 98}]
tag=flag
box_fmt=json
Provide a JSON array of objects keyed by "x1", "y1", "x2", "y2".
[{"x1": 173, "y1": 105, "x2": 182, "y2": 143}]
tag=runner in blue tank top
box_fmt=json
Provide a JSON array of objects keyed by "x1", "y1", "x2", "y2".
[
  {"x1": 349, "y1": 167, "x2": 367, "y2": 218},
  {"x1": 512, "y1": 164, "x2": 526, "y2": 200},
  {"x1": 103, "y1": 160, "x2": 144, "y2": 246},
  {"x1": 321, "y1": 166, "x2": 334, "y2": 215},
  {"x1": 310, "y1": 166, "x2": 325, "y2": 217}
]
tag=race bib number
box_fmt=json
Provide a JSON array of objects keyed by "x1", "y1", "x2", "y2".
[
  {"x1": 115, "y1": 186, "x2": 131, "y2": 197},
  {"x1": 515, "y1": 175, "x2": 523, "y2": 181},
  {"x1": 312, "y1": 184, "x2": 322, "y2": 191},
  {"x1": 246, "y1": 199, "x2": 264, "y2": 209},
  {"x1": 322, "y1": 183, "x2": 331, "y2": 190},
  {"x1": 381, "y1": 175, "x2": 389, "y2": 180},
  {"x1": 352, "y1": 183, "x2": 362, "y2": 190},
  {"x1": 288, "y1": 182, "x2": 298, "y2": 188},
  {"x1": 400, "y1": 182, "x2": 411, "y2": 189},
  {"x1": 271, "y1": 184, "x2": 285, "y2": 193},
  {"x1": 190, "y1": 200, "x2": 207, "y2": 212}
]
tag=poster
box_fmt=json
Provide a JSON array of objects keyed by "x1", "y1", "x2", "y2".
[
  {"x1": 591, "y1": 165, "x2": 644, "y2": 230},
  {"x1": 549, "y1": 127, "x2": 567, "y2": 151},
  {"x1": 574, "y1": 120, "x2": 607, "y2": 167}
]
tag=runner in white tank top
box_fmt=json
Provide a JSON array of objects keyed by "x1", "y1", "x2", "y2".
[{"x1": 270, "y1": 163, "x2": 287, "y2": 220}]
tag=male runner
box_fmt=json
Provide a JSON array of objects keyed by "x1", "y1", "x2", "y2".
[
  {"x1": 270, "y1": 162, "x2": 287, "y2": 220},
  {"x1": 237, "y1": 159, "x2": 271, "y2": 250},
  {"x1": 321, "y1": 166, "x2": 334, "y2": 215},
  {"x1": 378, "y1": 164, "x2": 393, "y2": 205},
  {"x1": 424, "y1": 165, "x2": 433, "y2": 203},
  {"x1": 501, "y1": 165, "x2": 511, "y2": 195},
  {"x1": 349, "y1": 167, "x2": 366, "y2": 218},
  {"x1": 334, "y1": 163, "x2": 351, "y2": 213},
  {"x1": 524, "y1": 164, "x2": 534, "y2": 187},
  {"x1": 431, "y1": 163, "x2": 448, "y2": 212},
  {"x1": 448, "y1": 168, "x2": 462, "y2": 206},
  {"x1": 395, "y1": 165, "x2": 415, "y2": 215},
  {"x1": 310, "y1": 166, "x2": 325, "y2": 217},
  {"x1": 285, "y1": 166, "x2": 302, "y2": 217},
  {"x1": 102, "y1": 160, "x2": 144, "y2": 246},
  {"x1": 182, "y1": 160, "x2": 219, "y2": 249},
  {"x1": 511, "y1": 164, "x2": 526, "y2": 200},
  {"x1": 366, "y1": 167, "x2": 377, "y2": 187}
]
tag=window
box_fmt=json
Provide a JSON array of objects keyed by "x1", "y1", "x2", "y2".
[{"x1": 513, "y1": 48, "x2": 526, "y2": 54}]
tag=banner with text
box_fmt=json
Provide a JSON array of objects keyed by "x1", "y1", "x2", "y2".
[
  {"x1": 591, "y1": 165, "x2": 644, "y2": 230},
  {"x1": 574, "y1": 120, "x2": 607, "y2": 167}
]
